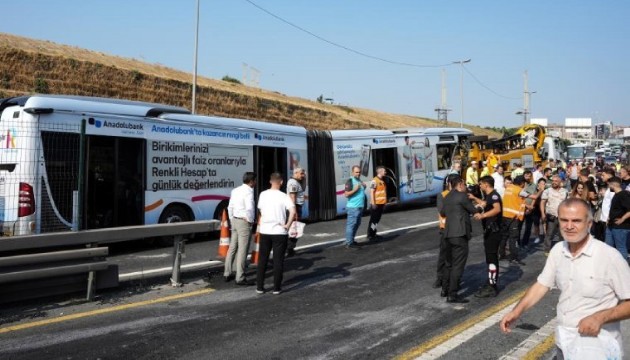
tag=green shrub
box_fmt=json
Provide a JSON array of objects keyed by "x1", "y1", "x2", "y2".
[
  {"x1": 33, "y1": 77, "x2": 49, "y2": 94},
  {"x1": 131, "y1": 70, "x2": 143, "y2": 82},
  {"x1": 222, "y1": 75, "x2": 241, "y2": 85}
]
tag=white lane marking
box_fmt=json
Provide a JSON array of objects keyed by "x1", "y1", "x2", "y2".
[
  {"x1": 119, "y1": 261, "x2": 223, "y2": 281},
  {"x1": 311, "y1": 233, "x2": 338, "y2": 237},
  {"x1": 298, "y1": 221, "x2": 439, "y2": 251},
  {"x1": 499, "y1": 317, "x2": 556, "y2": 360},
  {"x1": 130, "y1": 254, "x2": 170, "y2": 259},
  {"x1": 415, "y1": 302, "x2": 515, "y2": 359},
  {"x1": 118, "y1": 220, "x2": 439, "y2": 282}
]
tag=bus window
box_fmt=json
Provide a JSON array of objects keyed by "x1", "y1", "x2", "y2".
[{"x1": 436, "y1": 144, "x2": 454, "y2": 170}]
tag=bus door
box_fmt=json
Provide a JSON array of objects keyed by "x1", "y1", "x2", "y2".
[
  {"x1": 254, "y1": 146, "x2": 287, "y2": 196},
  {"x1": 436, "y1": 142, "x2": 456, "y2": 189},
  {"x1": 371, "y1": 147, "x2": 399, "y2": 203},
  {"x1": 84, "y1": 136, "x2": 145, "y2": 229}
]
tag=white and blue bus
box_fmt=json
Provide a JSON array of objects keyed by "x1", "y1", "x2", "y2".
[
  {"x1": 0, "y1": 95, "x2": 473, "y2": 236},
  {"x1": 0, "y1": 95, "x2": 308, "y2": 236}
]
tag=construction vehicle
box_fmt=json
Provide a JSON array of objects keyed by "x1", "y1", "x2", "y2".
[{"x1": 466, "y1": 124, "x2": 547, "y2": 176}]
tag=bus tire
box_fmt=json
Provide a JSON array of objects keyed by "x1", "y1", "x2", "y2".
[
  {"x1": 157, "y1": 204, "x2": 193, "y2": 246},
  {"x1": 213, "y1": 200, "x2": 230, "y2": 221}
]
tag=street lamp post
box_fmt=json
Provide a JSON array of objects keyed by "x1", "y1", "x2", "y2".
[
  {"x1": 192, "y1": 0, "x2": 200, "y2": 114},
  {"x1": 452, "y1": 59, "x2": 471, "y2": 128},
  {"x1": 525, "y1": 90, "x2": 536, "y2": 125}
]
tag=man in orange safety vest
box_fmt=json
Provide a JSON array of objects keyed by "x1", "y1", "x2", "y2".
[
  {"x1": 499, "y1": 175, "x2": 527, "y2": 265},
  {"x1": 367, "y1": 166, "x2": 388, "y2": 242}
]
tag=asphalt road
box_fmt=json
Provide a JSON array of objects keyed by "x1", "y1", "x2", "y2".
[{"x1": 0, "y1": 203, "x2": 627, "y2": 359}]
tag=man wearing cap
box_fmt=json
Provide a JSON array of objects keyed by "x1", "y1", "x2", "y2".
[
  {"x1": 466, "y1": 161, "x2": 479, "y2": 186},
  {"x1": 466, "y1": 161, "x2": 480, "y2": 198}
]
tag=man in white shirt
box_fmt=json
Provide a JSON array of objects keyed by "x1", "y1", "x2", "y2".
[
  {"x1": 532, "y1": 164, "x2": 543, "y2": 184},
  {"x1": 256, "y1": 172, "x2": 296, "y2": 295},
  {"x1": 286, "y1": 167, "x2": 306, "y2": 257},
  {"x1": 449, "y1": 161, "x2": 462, "y2": 175},
  {"x1": 540, "y1": 175, "x2": 568, "y2": 254},
  {"x1": 595, "y1": 168, "x2": 616, "y2": 242},
  {"x1": 491, "y1": 164, "x2": 505, "y2": 197},
  {"x1": 224, "y1": 172, "x2": 256, "y2": 285},
  {"x1": 500, "y1": 198, "x2": 630, "y2": 359}
]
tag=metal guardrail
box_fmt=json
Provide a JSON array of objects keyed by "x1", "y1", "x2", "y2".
[
  {"x1": 0, "y1": 220, "x2": 220, "y2": 302},
  {"x1": 0, "y1": 221, "x2": 220, "y2": 251}
]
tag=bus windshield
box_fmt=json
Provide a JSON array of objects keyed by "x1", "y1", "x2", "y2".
[{"x1": 567, "y1": 147, "x2": 584, "y2": 160}]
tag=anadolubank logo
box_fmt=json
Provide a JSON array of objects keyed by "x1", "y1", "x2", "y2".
[
  {"x1": 88, "y1": 118, "x2": 103, "y2": 128},
  {"x1": 373, "y1": 138, "x2": 396, "y2": 145},
  {"x1": 88, "y1": 118, "x2": 144, "y2": 131},
  {"x1": 254, "y1": 133, "x2": 285, "y2": 142}
]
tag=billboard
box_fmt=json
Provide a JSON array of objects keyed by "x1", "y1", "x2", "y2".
[
  {"x1": 565, "y1": 118, "x2": 592, "y2": 127},
  {"x1": 624, "y1": 128, "x2": 630, "y2": 138},
  {"x1": 530, "y1": 118, "x2": 548, "y2": 126}
]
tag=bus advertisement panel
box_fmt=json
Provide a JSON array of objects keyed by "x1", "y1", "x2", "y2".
[
  {"x1": 331, "y1": 131, "x2": 442, "y2": 215},
  {"x1": 146, "y1": 141, "x2": 252, "y2": 224}
]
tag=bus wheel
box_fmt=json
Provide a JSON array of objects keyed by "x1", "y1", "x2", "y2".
[
  {"x1": 213, "y1": 200, "x2": 230, "y2": 221},
  {"x1": 157, "y1": 205, "x2": 192, "y2": 246}
]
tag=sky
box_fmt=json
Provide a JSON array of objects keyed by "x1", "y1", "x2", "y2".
[{"x1": 2, "y1": 1, "x2": 629, "y2": 128}]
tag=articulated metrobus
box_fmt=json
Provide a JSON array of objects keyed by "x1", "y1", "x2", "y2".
[
  {"x1": 324, "y1": 128, "x2": 472, "y2": 215},
  {"x1": 0, "y1": 95, "x2": 472, "y2": 236}
]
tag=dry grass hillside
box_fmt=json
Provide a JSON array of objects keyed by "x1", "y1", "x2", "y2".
[{"x1": 0, "y1": 32, "x2": 500, "y2": 137}]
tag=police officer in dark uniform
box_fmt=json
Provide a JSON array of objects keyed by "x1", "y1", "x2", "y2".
[{"x1": 470, "y1": 175, "x2": 503, "y2": 298}]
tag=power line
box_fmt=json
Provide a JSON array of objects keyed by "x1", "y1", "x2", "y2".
[
  {"x1": 243, "y1": 0, "x2": 451, "y2": 68},
  {"x1": 462, "y1": 66, "x2": 521, "y2": 100},
  {"x1": 243, "y1": 0, "x2": 522, "y2": 100}
]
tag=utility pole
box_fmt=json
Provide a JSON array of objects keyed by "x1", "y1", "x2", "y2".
[
  {"x1": 518, "y1": 71, "x2": 536, "y2": 126},
  {"x1": 242, "y1": 62, "x2": 249, "y2": 85},
  {"x1": 435, "y1": 69, "x2": 450, "y2": 125},
  {"x1": 452, "y1": 59, "x2": 471, "y2": 128}
]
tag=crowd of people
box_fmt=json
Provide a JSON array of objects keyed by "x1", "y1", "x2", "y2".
[
  {"x1": 219, "y1": 155, "x2": 630, "y2": 356},
  {"x1": 222, "y1": 164, "x2": 388, "y2": 293},
  {"x1": 442, "y1": 157, "x2": 630, "y2": 356}
]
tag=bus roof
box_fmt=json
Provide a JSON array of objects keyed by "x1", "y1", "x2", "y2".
[
  {"x1": 1, "y1": 95, "x2": 190, "y2": 117},
  {"x1": 160, "y1": 113, "x2": 307, "y2": 135},
  {"x1": 329, "y1": 129, "x2": 395, "y2": 138},
  {"x1": 390, "y1": 127, "x2": 474, "y2": 136},
  {"x1": 421, "y1": 127, "x2": 474, "y2": 136}
]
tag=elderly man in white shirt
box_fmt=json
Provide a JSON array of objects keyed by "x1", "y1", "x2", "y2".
[
  {"x1": 224, "y1": 172, "x2": 256, "y2": 285},
  {"x1": 500, "y1": 198, "x2": 630, "y2": 359}
]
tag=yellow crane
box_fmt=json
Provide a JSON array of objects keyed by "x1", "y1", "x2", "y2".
[{"x1": 467, "y1": 124, "x2": 547, "y2": 176}]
